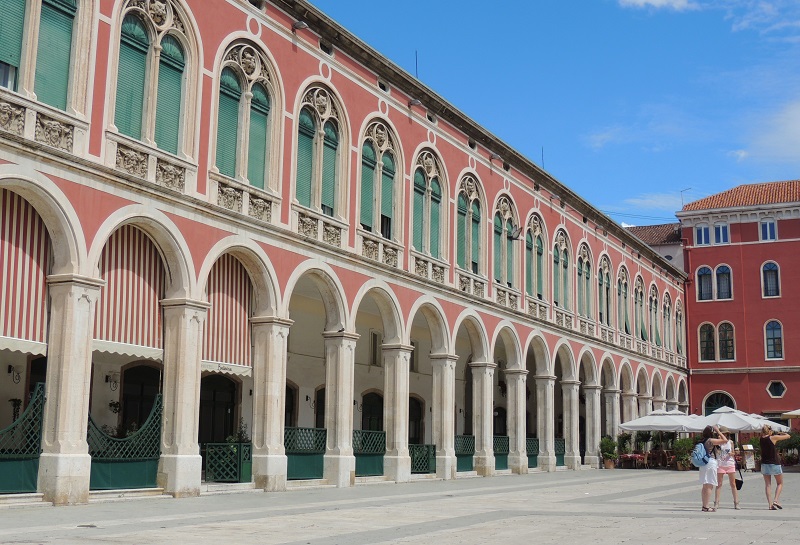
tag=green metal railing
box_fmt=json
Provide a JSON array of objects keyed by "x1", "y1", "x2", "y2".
[
  {"x1": 409, "y1": 444, "x2": 436, "y2": 474},
  {"x1": 205, "y1": 442, "x2": 252, "y2": 483},
  {"x1": 87, "y1": 394, "x2": 162, "y2": 490},
  {"x1": 455, "y1": 434, "x2": 474, "y2": 472},
  {"x1": 555, "y1": 437, "x2": 566, "y2": 466},
  {"x1": 353, "y1": 429, "x2": 385, "y2": 477},
  {"x1": 493, "y1": 435, "x2": 509, "y2": 470},
  {"x1": 526, "y1": 437, "x2": 539, "y2": 468},
  {"x1": 285, "y1": 427, "x2": 326, "y2": 480},
  {"x1": 0, "y1": 383, "x2": 45, "y2": 493}
]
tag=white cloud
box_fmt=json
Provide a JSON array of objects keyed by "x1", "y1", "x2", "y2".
[
  {"x1": 727, "y1": 149, "x2": 749, "y2": 162},
  {"x1": 619, "y1": 0, "x2": 696, "y2": 10},
  {"x1": 746, "y1": 100, "x2": 800, "y2": 163}
]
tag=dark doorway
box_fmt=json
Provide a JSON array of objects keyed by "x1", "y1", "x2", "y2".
[
  {"x1": 361, "y1": 392, "x2": 383, "y2": 431},
  {"x1": 199, "y1": 375, "x2": 237, "y2": 443},
  {"x1": 121, "y1": 364, "x2": 161, "y2": 432},
  {"x1": 464, "y1": 364, "x2": 473, "y2": 435},
  {"x1": 409, "y1": 397, "x2": 423, "y2": 444},
  {"x1": 27, "y1": 357, "x2": 47, "y2": 406},
  {"x1": 494, "y1": 406, "x2": 507, "y2": 436},
  {"x1": 315, "y1": 388, "x2": 325, "y2": 429},
  {"x1": 285, "y1": 384, "x2": 297, "y2": 427}
]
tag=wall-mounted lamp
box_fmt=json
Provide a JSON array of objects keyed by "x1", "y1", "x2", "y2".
[
  {"x1": 489, "y1": 152, "x2": 502, "y2": 162},
  {"x1": 105, "y1": 371, "x2": 120, "y2": 392},
  {"x1": 291, "y1": 20, "x2": 309, "y2": 32},
  {"x1": 7, "y1": 365, "x2": 20, "y2": 384},
  {"x1": 305, "y1": 394, "x2": 315, "y2": 410},
  {"x1": 408, "y1": 98, "x2": 422, "y2": 107},
  {"x1": 353, "y1": 399, "x2": 363, "y2": 412}
]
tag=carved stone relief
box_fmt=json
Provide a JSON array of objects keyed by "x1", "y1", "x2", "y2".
[
  {"x1": 116, "y1": 145, "x2": 148, "y2": 177},
  {"x1": 302, "y1": 87, "x2": 339, "y2": 122},
  {"x1": 384, "y1": 247, "x2": 398, "y2": 268},
  {"x1": 432, "y1": 264, "x2": 444, "y2": 284},
  {"x1": 366, "y1": 121, "x2": 394, "y2": 153},
  {"x1": 459, "y1": 274, "x2": 471, "y2": 293},
  {"x1": 474, "y1": 281, "x2": 484, "y2": 299},
  {"x1": 363, "y1": 239, "x2": 379, "y2": 260},
  {"x1": 528, "y1": 214, "x2": 542, "y2": 238},
  {"x1": 0, "y1": 102, "x2": 25, "y2": 136},
  {"x1": 417, "y1": 150, "x2": 441, "y2": 181},
  {"x1": 509, "y1": 294, "x2": 518, "y2": 310},
  {"x1": 35, "y1": 114, "x2": 74, "y2": 152},
  {"x1": 125, "y1": 0, "x2": 184, "y2": 35},
  {"x1": 224, "y1": 43, "x2": 274, "y2": 89},
  {"x1": 218, "y1": 184, "x2": 243, "y2": 212},
  {"x1": 459, "y1": 175, "x2": 479, "y2": 201},
  {"x1": 156, "y1": 159, "x2": 185, "y2": 192},
  {"x1": 248, "y1": 197, "x2": 271, "y2": 222},
  {"x1": 298, "y1": 214, "x2": 317, "y2": 238},
  {"x1": 415, "y1": 257, "x2": 429, "y2": 278},
  {"x1": 496, "y1": 289, "x2": 507, "y2": 306},
  {"x1": 323, "y1": 223, "x2": 341, "y2": 247}
]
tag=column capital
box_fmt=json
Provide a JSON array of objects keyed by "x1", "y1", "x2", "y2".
[
  {"x1": 430, "y1": 353, "x2": 459, "y2": 363},
  {"x1": 638, "y1": 394, "x2": 653, "y2": 401},
  {"x1": 621, "y1": 392, "x2": 638, "y2": 399},
  {"x1": 583, "y1": 384, "x2": 603, "y2": 391},
  {"x1": 532, "y1": 374, "x2": 557, "y2": 381},
  {"x1": 560, "y1": 379, "x2": 581, "y2": 386},
  {"x1": 604, "y1": 388, "x2": 622, "y2": 395},
  {"x1": 468, "y1": 361, "x2": 497, "y2": 369},
  {"x1": 322, "y1": 330, "x2": 360, "y2": 342},
  {"x1": 251, "y1": 315, "x2": 294, "y2": 328},
  {"x1": 504, "y1": 369, "x2": 529, "y2": 377},
  {"x1": 381, "y1": 343, "x2": 414, "y2": 353},
  {"x1": 160, "y1": 297, "x2": 211, "y2": 311},
  {"x1": 47, "y1": 273, "x2": 105, "y2": 290}
]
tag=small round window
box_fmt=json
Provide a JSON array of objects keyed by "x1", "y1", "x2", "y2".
[{"x1": 766, "y1": 380, "x2": 786, "y2": 398}]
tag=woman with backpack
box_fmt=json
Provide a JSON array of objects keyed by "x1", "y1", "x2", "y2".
[{"x1": 699, "y1": 425, "x2": 729, "y2": 512}]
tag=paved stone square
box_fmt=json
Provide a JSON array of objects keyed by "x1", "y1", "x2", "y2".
[{"x1": 1, "y1": 469, "x2": 798, "y2": 545}]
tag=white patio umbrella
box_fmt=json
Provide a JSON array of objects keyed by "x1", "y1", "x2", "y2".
[
  {"x1": 781, "y1": 409, "x2": 800, "y2": 420},
  {"x1": 619, "y1": 410, "x2": 697, "y2": 432},
  {"x1": 698, "y1": 406, "x2": 790, "y2": 432}
]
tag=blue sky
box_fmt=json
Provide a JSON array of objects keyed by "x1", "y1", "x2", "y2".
[{"x1": 307, "y1": 0, "x2": 800, "y2": 226}]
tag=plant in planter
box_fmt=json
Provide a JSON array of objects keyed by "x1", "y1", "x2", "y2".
[
  {"x1": 600, "y1": 436, "x2": 617, "y2": 469},
  {"x1": 635, "y1": 430, "x2": 652, "y2": 452},
  {"x1": 617, "y1": 432, "x2": 632, "y2": 455},
  {"x1": 673, "y1": 437, "x2": 694, "y2": 470}
]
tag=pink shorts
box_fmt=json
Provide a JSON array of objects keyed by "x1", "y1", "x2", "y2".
[{"x1": 717, "y1": 464, "x2": 735, "y2": 474}]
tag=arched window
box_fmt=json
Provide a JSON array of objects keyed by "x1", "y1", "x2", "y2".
[
  {"x1": 663, "y1": 296, "x2": 672, "y2": 351},
  {"x1": 598, "y1": 258, "x2": 611, "y2": 326},
  {"x1": 359, "y1": 122, "x2": 397, "y2": 239},
  {"x1": 715, "y1": 265, "x2": 731, "y2": 300},
  {"x1": 635, "y1": 279, "x2": 647, "y2": 341},
  {"x1": 617, "y1": 269, "x2": 630, "y2": 335},
  {"x1": 296, "y1": 87, "x2": 340, "y2": 217},
  {"x1": 649, "y1": 287, "x2": 660, "y2": 346},
  {"x1": 456, "y1": 176, "x2": 481, "y2": 273},
  {"x1": 525, "y1": 217, "x2": 545, "y2": 299},
  {"x1": 115, "y1": 7, "x2": 187, "y2": 155},
  {"x1": 765, "y1": 321, "x2": 783, "y2": 359},
  {"x1": 697, "y1": 267, "x2": 712, "y2": 301},
  {"x1": 699, "y1": 324, "x2": 715, "y2": 361},
  {"x1": 718, "y1": 322, "x2": 734, "y2": 360},
  {"x1": 493, "y1": 197, "x2": 517, "y2": 288},
  {"x1": 762, "y1": 262, "x2": 779, "y2": 297},
  {"x1": 675, "y1": 303, "x2": 683, "y2": 355},
  {"x1": 704, "y1": 392, "x2": 734, "y2": 416},
  {"x1": 412, "y1": 151, "x2": 445, "y2": 259},
  {"x1": 577, "y1": 246, "x2": 591, "y2": 318},
  {"x1": 553, "y1": 232, "x2": 570, "y2": 309},
  {"x1": 216, "y1": 67, "x2": 242, "y2": 179}
]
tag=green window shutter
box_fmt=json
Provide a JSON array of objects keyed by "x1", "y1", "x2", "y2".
[
  {"x1": 553, "y1": 250, "x2": 560, "y2": 305},
  {"x1": 493, "y1": 216, "x2": 503, "y2": 282},
  {"x1": 0, "y1": 0, "x2": 25, "y2": 72},
  {"x1": 216, "y1": 68, "x2": 241, "y2": 178},
  {"x1": 525, "y1": 233, "x2": 533, "y2": 296},
  {"x1": 154, "y1": 36, "x2": 184, "y2": 155},
  {"x1": 412, "y1": 169, "x2": 425, "y2": 251},
  {"x1": 296, "y1": 108, "x2": 315, "y2": 207},
  {"x1": 429, "y1": 178, "x2": 441, "y2": 259},
  {"x1": 562, "y1": 251, "x2": 569, "y2": 309},
  {"x1": 456, "y1": 194, "x2": 467, "y2": 269},
  {"x1": 381, "y1": 152, "x2": 394, "y2": 220},
  {"x1": 35, "y1": 1, "x2": 76, "y2": 110},
  {"x1": 360, "y1": 142, "x2": 376, "y2": 230},
  {"x1": 471, "y1": 201, "x2": 481, "y2": 272},
  {"x1": 536, "y1": 237, "x2": 543, "y2": 298},
  {"x1": 506, "y1": 219, "x2": 513, "y2": 287},
  {"x1": 246, "y1": 83, "x2": 270, "y2": 189},
  {"x1": 577, "y1": 260, "x2": 584, "y2": 316},
  {"x1": 321, "y1": 121, "x2": 338, "y2": 216},
  {"x1": 115, "y1": 15, "x2": 149, "y2": 139}
]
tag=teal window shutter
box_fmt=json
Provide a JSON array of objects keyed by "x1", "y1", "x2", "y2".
[
  {"x1": 321, "y1": 120, "x2": 338, "y2": 216},
  {"x1": 525, "y1": 233, "x2": 533, "y2": 296},
  {"x1": 471, "y1": 201, "x2": 480, "y2": 272},
  {"x1": 0, "y1": 0, "x2": 26, "y2": 89},
  {"x1": 585, "y1": 263, "x2": 591, "y2": 316},
  {"x1": 577, "y1": 259, "x2": 584, "y2": 316},
  {"x1": 562, "y1": 250, "x2": 569, "y2": 309},
  {"x1": 247, "y1": 83, "x2": 270, "y2": 189},
  {"x1": 412, "y1": 169, "x2": 426, "y2": 251},
  {"x1": 154, "y1": 35, "x2": 184, "y2": 155},
  {"x1": 216, "y1": 67, "x2": 241, "y2": 178},
  {"x1": 296, "y1": 108, "x2": 315, "y2": 208},
  {"x1": 456, "y1": 194, "x2": 467, "y2": 269},
  {"x1": 35, "y1": 0, "x2": 76, "y2": 110},
  {"x1": 381, "y1": 152, "x2": 395, "y2": 238},
  {"x1": 535, "y1": 236, "x2": 543, "y2": 298},
  {"x1": 553, "y1": 249, "x2": 560, "y2": 305},
  {"x1": 429, "y1": 178, "x2": 441, "y2": 259},
  {"x1": 360, "y1": 142, "x2": 376, "y2": 230},
  {"x1": 506, "y1": 219, "x2": 513, "y2": 286},
  {"x1": 115, "y1": 14, "x2": 149, "y2": 140},
  {"x1": 493, "y1": 214, "x2": 503, "y2": 282}
]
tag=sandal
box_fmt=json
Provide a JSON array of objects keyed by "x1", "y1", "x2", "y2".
[
  {"x1": 770, "y1": 505, "x2": 778, "y2": 510},
  {"x1": 773, "y1": 502, "x2": 783, "y2": 509},
  {"x1": 702, "y1": 507, "x2": 711, "y2": 512},
  {"x1": 734, "y1": 502, "x2": 740, "y2": 510}
]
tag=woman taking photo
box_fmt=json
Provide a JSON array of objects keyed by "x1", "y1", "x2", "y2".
[
  {"x1": 760, "y1": 424, "x2": 790, "y2": 510},
  {"x1": 700, "y1": 425, "x2": 729, "y2": 512},
  {"x1": 714, "y1": 426, "x2": 739, "y2": 509}
]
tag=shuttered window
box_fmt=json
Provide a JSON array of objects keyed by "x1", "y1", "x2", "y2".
[
  {"x1": 535, "y1": 237, "x2": 543, "y2": 298},
  {"x1": 506, "y1": 219, "x2": 513, "y2": 287},
  {"x1": 525, "y1": 233, "x2": 533, "y2": 296},
  {"x1": 456, "y1": 194, "x2": 467, "y2": 269},
  {"x1": 296, "y1": 108, "x2": 315, "y2": 208},
  {"x1": 0, "y1": 0, "x2": 25, "y2": 90},
  {"x1": 154, "y1": 35, "x2": 184, "y2": 155},
  {"x1": 412, "y1": 169, "x2": 426, "y2": 251},
  {"x1": 577, "y1": 260, "x2": 584, "y2": 315},
  {"x1": 470, "y1": 202, "x2": 480, "y2": 274},
  {"x1": 381, "y1": 153, "x2": 394, "y2": 239},
  {"x1": 35, "y1": 0, "x2": 76, "y2": 110},
  {"x1": 430, "y1": 178, "x2": 441, "y2": 259},
  {"x1": 562, "y1": 250, "x2": 569, "y2": 309},
  {"x1": 360, "y1": 142, "x2": 376, "y2": 230},
  {"x1": 247, "y1": 83, "x2": 270, "y2": 189},
  {"x1": 216, "y1": 67, "x2": 241, "y2": 178},
  {"x1": 115, "y1": 15, "x2": 149, "y2": 140},
  {"x1": 493, "y1": 214, "x2": 502, "y2": 282},
  {"x1": 553, "y1": 250, "x2": 560, "y2": 305},
  {"x1": 321, "y1": 121, "x2": 337, "y2": 216}
]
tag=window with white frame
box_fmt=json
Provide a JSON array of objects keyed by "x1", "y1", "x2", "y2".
[
  {"x1": 675, "y1": 304, "x2": 684, "y2": 355},
  {"x1": 699, "y1": 323, "x2": 715, "y2": 361},
  {"x1": 552, "y1": 231, "x2": 570, "y2": 309},
  {"x1": 576, "y1": 245, "x2": 592, "y2": 318},
  {"x1": 762, "y1": 262, "x2": 780, "y2": 297},
  {"x1": 714, "y1": 223, "x2": 729, "y2": 244},
  {"x1": 456, "y1": 175, "x2": 482, "y2": 274},
  {"x1": 760, "y1": 219, "x2": 777, "y2": 241},
  {"x1": 663, "y1": 296, "x2": 672, "y2": 351},
  {"x1": 634, "y1": 278, "x2": 647, "y2": 341},
  {"x1": 493, "y1": 196, "x2": 517, "y2": 288},
  {"x1": 718, "y1": 322, "x2": 734, "y2": 361},
  {"x1": 765, "y1": 321, "x2": 783, "y2": 359},
  {"x1": 715, "y1": 265, "x2": 732, "y2": 299},
  {"x1": 413, "y1": 151, "x2": 445, "y2": 260},
  {"x1": 695, "y1": 224, "x2": 710, "y2": 246},
  {"x1": 598, "y1": 257, "x2": 612, "y2": 326},
  {"x1": 525, "y1": 215, "x2": 545, "y2": 300},
  {"x1": 649, "y1": 286, "x2": 661, "y2": 346},
  {"x1": 359, "y1": 121, "x2": 397, "y2": 240},
  {"x1": 697, "y1": 266, "x2": 712, "y2": 301},
  {"x1": 617, "y1": 268, "x2": 630, "y2": 335}
]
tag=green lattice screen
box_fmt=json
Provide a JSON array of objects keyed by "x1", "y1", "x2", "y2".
[
  {"x1": 0, "y1": 383, "x2": 45, "y2": 493},
  {"x1": 554, "y1": 437, "x2": 566, "y2": 467},
  {"x1": 494, "y1": 435, "x2": 509, "y2": 470},
  {"x1": 409, "y1": 444, "x2": 436, "y2": 474},
  {"x1": 285, "y1": 427, "x2": 326, "y2": 480},
  {"x1": 455, "y1": 434, "x2": 475, "y2": 472},
  {"x1": 205, "y1": 442, "x2": 252, "y2": 483},
  {"x1": 526, "y1": 437, "x2": 539, "y2": 468},
  {"x1": 352, "y1": 430, "x2": 385, "y2": 454}
]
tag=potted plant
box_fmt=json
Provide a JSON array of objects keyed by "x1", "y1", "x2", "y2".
[
  {"x1": 617, "y1": 432, "x2": 632, "y2": 455},
  {"x1": 673, "y1": 437, "x2": 694, "y2": 470},
  {"x1": 226, "y1": 418, "x2": 252, "y2": 482},
  {"x1": 600, "y1": 436, "x2": 617, "y2": 469}
]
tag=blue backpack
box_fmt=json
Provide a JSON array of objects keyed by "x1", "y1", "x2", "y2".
[{"x1": 691, "y1": 442, "x2": 709, "y2": 467}]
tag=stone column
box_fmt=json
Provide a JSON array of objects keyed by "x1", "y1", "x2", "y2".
[
  {"x1": 158, "y1": 298, "x2": 209, "y2": 498},
  {"x1": 638, "y1": 395, "x2": 653, "y2": 418},
  {"x1": 383, "y1": 344, "x2": 413, "y2": 483},
  {"x1": 534, "y1": 374, "x2": 556, "y2": 472},
  {"x1": 604, "y1": 389, "x2": 621, "y2": 439},
  {"x1": 505, "y1": 369, "x2": 529, "y2": 474},
  {"x1": 652, "y1": 396, "x2": 666, "y2": 412},
  {"x1": 470, "y1": 361, "x2": 496, "y2": 476},
  {"x1": 666, "y1": 401, "x2": 678, "y2": 412},
  {"x1": 38, "y1": 274, "x2": 103, "y2": 505},
  {"x1": 621, "y1": 392, "x2": 638, "y2": 423},
  {"x1": 561, "y1": 380, "x2": 581, "y2": 470},
  {"x1": 322, "y1": 331, "x2": 358, "y2": 487},
  {"x1": 583, "y1": 385, "x2": 602, "y2": 468},
  {"x1": 251, "y1": 317, "x2": 292, "y2": 491},
  {"x1": 430, "y1": 354, "x2": 457, "y2": 480}
]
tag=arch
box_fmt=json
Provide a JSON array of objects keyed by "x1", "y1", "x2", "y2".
[
  {"x1": 677, "y1": 378, "x2": 689, "y2": 406},
  {"x1": 577, "y1": 348, "x2": 599, "y2": 387},
  {"x1": 619, "y1": 361, "x2": 635, "y2": 394},
  {"x1": 0, "y1": 171, "x2": 84, "y2": 275},
  {"x1": 349, "y1": 279, "x2": 403, "y2": 345},
  {"x1": 405, "y1": 296, "x2": 450, "y2": 355},
  {"x1": 490, "y1": 321, "x2": 522, "y2": 371},
  {"x1": 451, "y1": 308, "x2": 489, "y2": 363},
  {"x1": 552, "y1": 340, "x2": 576, "y2": 381},
  {"x1": 665, "y1": 375, "x2": 677, "y2": 404},
  {"x1": 523, "y1": 332, "x2": 551, "y2": 376},
  {"x1": 282, "y1": 260, "x2": 348, "y2": 332},
  {"x1": 197, "y1": 236, "x2": 281, "y2": 317},
  {"x1": 703, "y1": 390, "x2": 735, "y2": 415},
  {"x1": 650, "y1": 371, "x2": 664, "y2": 401},
  {"x1": 88, "y1": 205, "x2": 194, "y2": 299},
  {"x1": 600, "y1": 356, "x2": 617, "y2": 390},
  {"x1": 634, "y1": 366, "x2": 650, "y2": 396}
]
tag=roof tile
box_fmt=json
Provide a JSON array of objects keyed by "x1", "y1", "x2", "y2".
[
  {"x1": 683, "y1": 180, "x2": 800, "y2": 211},
  {"x1": 625, "y1": 223, "x2": 681, "y2": 245}
]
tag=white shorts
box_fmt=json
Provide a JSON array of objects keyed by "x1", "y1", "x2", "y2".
[{"x1": 699, "y1": 459, "x2": 719, "y2": 485}]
